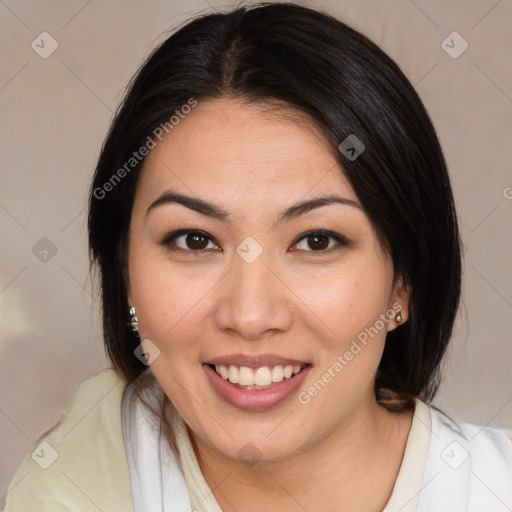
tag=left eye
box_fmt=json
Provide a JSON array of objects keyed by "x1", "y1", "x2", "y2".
[{"x1": 291, "y1": 230, "x2": 348, "y2": 253}]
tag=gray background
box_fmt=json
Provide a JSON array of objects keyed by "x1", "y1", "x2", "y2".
[{"x1": 1, "y1": 0, "x2": 511, "y2": 505}]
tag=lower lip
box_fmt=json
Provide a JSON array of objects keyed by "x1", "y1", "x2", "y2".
[{"x1": 203, "y1": 364, "x2": 311, "y2": 411}]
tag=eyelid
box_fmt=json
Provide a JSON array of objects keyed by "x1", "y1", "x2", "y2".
[
  {"x1": 160, "y1": 229, "x2": 221, "y2": 252},
  {"x1": 290, "y1": 229, "x2": 349, "y2": 253},
  {"x1": 160, "y1": 228, "x2": 213, "y2": 243}
]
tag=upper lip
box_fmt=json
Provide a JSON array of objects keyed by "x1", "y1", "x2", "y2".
[{"x1": 205, "y1": 353, "x2": 311, "y2": 369}]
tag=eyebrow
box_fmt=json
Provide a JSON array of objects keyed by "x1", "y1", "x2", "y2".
[{"x1": 145, "y1": 190, "x2": 361, "y2": 227}]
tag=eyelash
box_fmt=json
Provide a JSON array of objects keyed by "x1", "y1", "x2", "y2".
[{"x1": 159, "y1": 229, "x2": 349, "y2": 256}]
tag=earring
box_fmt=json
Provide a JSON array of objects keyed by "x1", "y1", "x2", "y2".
[
  {"x1": 129, "y1": 306, "x2": 139, "y2": 336},
  {"x1": 395, "y1": 309, "x2": 403, "y2": 323}
]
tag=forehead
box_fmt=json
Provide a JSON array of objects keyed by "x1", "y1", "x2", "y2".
[{"x1": 135, "y1": 98, "x2": 357, "y2": 207}]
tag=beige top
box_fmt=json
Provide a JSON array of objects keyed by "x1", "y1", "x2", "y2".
[
  {"x1": 175, "y1": 398, "x2": 432, "y2": 512},
  {"x1": 3, "y1": 369, "x2": 433, "y2": 512}
]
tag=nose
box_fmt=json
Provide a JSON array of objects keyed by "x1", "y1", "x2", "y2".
[{"x1": 214, "y1": 249, "x2": 294, "y2": 340}]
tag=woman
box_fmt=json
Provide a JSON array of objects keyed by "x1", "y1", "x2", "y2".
[{"x1": 5, "y1": 2, "x2": 512, "y2": 511}]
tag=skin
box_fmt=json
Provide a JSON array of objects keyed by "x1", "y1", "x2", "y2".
[{"x1": 126, "y1": 97, "x2": 413, "y2": 511}]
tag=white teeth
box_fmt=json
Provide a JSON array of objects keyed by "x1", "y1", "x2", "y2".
[
  {"x1": 238, "y1": 366, "x2": 254, "y2": 386},
  {"x1": 213, "y1": 363, "x2": 305, "y2": 386},
  {"x1": 254, "y1": 366, "x2": 272, "y2": 386},
  {"x1": 272, "y1": 365, "x2": 284, "y2": 382},
  {"x1": 218, "y1": 365, "x2": 229, "y2": 380},
  {"x1": 228, "y1": 365, "x2": 239, "y2": 383}
]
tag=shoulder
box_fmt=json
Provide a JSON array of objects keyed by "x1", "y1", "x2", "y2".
[
  {"x1": 3, "y1": 368, "x2": 134, "y2": 512},
  {"x1": 430, "y1": 404, "x2": 512, "y2": 463},
  {"x1": 419, "y1": 404, "x2": 512, "y2": 511},
  {"x1": 458, "y1": 415, "x2": 512, "y2": 505}
]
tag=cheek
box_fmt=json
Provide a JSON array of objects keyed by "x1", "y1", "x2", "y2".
[
  {"x1": 291, "y1": 262, "x2": 392, "y2": 344},
  {"x1": 128, "y1": 247, "x2": 216, "y2": 356},
  {"x1": 296, "y1": 274, "x2": 390, "y2": 417},
  {"x1": 292, "y1": 263, "x2": 393, "y2": 405}
]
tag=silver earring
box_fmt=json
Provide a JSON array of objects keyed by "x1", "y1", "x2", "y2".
[{"x1": 129, "y1": 306, "x2": 139, "y2": 336}]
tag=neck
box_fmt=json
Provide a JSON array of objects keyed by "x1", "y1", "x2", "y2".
[{"x1": 189, "y1": 392, "x2": 414, "y2": 512}]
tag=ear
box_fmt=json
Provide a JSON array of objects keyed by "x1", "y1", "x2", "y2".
[{"x1": 388, "y1": 274, "x2": 411, "y2": 331}]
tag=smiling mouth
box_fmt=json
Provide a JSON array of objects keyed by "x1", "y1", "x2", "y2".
[{"x1": 206, "y1": 363, "x2": 311, "y2": 390}]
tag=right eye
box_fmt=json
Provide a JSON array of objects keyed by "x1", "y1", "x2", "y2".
[{"x1": 160, "y1": 229, "x2": 221, "y2": 253}]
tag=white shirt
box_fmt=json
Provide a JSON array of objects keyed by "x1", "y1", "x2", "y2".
[{"x1": 121, "y1": 372, "x2": 512, "y2": 511}]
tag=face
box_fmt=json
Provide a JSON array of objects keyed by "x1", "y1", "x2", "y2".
[{"x1": 126, "y1": 98, "x2": 409, "y2": 464}]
